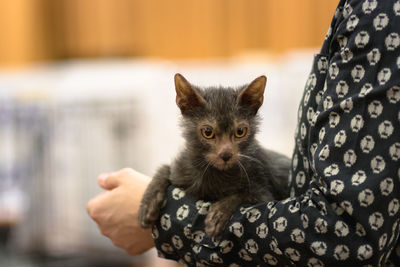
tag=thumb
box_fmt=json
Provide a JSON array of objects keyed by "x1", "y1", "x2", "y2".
[{"x1": 98, "y1": 173, "x2": 121, "y2": 190}]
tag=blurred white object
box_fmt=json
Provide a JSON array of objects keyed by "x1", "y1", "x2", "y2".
[{"x1": 0, "y1": 52, "x2": 313, "y2": 258}]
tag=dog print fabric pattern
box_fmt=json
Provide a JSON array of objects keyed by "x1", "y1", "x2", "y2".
[{"x1": 152, "y1": 0, "x2": 400, "y2": 265}]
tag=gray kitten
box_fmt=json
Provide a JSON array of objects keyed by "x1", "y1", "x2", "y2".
[{"x1": 139, "y1": 74, "x2": 290, "y2": 238}]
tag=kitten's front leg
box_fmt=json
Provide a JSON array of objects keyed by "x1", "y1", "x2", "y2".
[
  {"x1": 205, "y1": 194, "x2": 244, "y2": 238},
  {"x1": 139, "y1": 165, "x2": 171, "y2": 228}
]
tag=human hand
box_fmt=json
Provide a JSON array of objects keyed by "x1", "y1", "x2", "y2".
[{"x1": 87, "y1": 168, "x2": 155, "y2": 255}]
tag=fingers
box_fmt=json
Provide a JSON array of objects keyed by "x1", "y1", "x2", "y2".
[
  {"x1": 97, "y1": 173, "x2": 110, "y2": 188},
  {"x1": 97, "y1": 173, "x2": 118, "y2": 190},
  {"x1": 86, "y1": 191, "x2": 109, "y2": 222},
  {"x1": 98, "y1": 168, "x2": 131, "y2": 190},
  {"x1": 90, "y1": 168, "x2": 136, "y2": 219},
  {"x1": 98, "y1": 168, "x2": 150, "y2": 191}
]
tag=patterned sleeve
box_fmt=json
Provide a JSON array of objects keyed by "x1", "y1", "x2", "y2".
[{"x1": 153, "y1": 0, "x2": 400, "y2": 266}]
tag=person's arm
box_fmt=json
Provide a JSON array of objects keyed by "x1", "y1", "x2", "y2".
[
  {"x1": 151, "y1": 1, "x2": 400, "y2": 265},
  {"x1": 87, "y1": 168, "x2": 155, "y2": 255}
]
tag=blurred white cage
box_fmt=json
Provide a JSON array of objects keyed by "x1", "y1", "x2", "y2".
[{"x1": 0, "y1": 52, "x2": 313, "y2": 265}]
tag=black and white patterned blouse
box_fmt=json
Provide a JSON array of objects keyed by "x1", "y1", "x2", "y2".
[{"x1": 153, "y1": 0, "x2": 400, "y2": 265}]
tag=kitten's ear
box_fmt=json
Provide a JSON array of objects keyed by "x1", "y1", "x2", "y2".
[
  {"x1": 174, "y1": 73, "x2": 206, "y2": 115},
  {"x1": 238, "y1": 75, "x2": 267, "y2": 114}
]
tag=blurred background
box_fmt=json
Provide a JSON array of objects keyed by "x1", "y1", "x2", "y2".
[{"x1": 0, "y1": 0, "x2": 338, "y2": 266}]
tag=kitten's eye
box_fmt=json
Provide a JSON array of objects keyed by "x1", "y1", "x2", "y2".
[
  {"x1": 235, "y1": 127, "x2": 247, "y2": 138},
  {"x1": 201, "y1": 127, "x2": 215, "y2": 139}
]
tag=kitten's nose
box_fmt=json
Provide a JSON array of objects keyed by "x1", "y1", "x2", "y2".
[{"x1": 220, "y1": 152, "x2": 233, "y2": 162}]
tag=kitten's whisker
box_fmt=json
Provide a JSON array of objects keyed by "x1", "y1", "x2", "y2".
[
  {"x1": 200, "y1": 161, "x2": 211, "y2": 181},
  {"x1": 238, "y1": 160, "x2": 251, "y2": 193},
  {"x1": 239, "y1": 154, "x2": 264, "y2": 166},
  {"x1": 192, "y1": 158, "x2": 208, "y2": 168}
]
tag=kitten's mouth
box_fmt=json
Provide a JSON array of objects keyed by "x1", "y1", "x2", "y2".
[
  {"x1": 211, "y1": 158, "x2": 237, "y2": 170},
  {"x1": 206, "y1": 153, "x2": 238, "y2": 171},
  {"x1": 215, "y1": 163, "x2": 232, "y2": 170}
]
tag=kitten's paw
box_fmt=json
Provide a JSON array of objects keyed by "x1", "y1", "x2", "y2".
[
  {"x1": 138, "y1": 191, "x2": 166, "y2": 228},
  {"x1": 205, "y1": 204, "x2": 232, "y2": 238}
]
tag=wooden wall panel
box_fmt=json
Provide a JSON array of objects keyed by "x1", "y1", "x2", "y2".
[
  {"x1": 0, "y1": 0, "x2": 49, "y2": 65},
  {"x1": 0, "y1": 0, "x2": 339, "y2": 67}
]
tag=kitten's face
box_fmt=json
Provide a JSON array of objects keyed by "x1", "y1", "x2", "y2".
[
  {"x1": 174, "y1": 73, "x2": 266, "y2": 171},
  {"x1": 197, "y1": 118, "x2": 251, "y2": 170}
]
